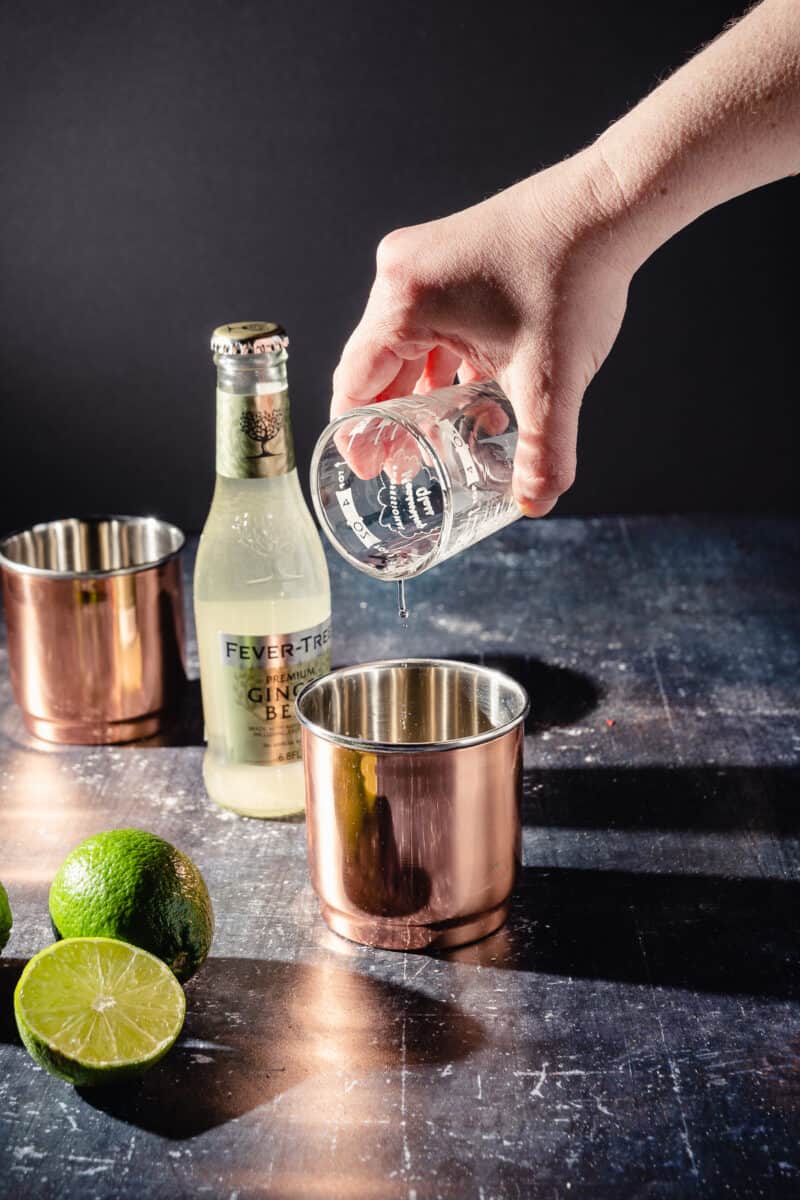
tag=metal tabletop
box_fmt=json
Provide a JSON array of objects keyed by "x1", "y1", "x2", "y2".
[{"x1": 0, "y1": 516, "x2": 798, "y2": 1199}]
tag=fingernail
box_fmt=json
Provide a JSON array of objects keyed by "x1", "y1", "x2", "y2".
[{"x1": 516, "y1": 495, "x2": 557, "y2": 519}]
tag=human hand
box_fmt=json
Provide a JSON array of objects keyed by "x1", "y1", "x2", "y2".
[{"x1": 331, "y1": 148, "x2": 639, "y2": 516}]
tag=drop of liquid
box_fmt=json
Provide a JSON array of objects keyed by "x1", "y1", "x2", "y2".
[{"x1": 397, "y1": 579, "x2": 409, "y2": 621}]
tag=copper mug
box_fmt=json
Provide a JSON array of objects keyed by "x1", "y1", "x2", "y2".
[
  {"x1": 297, "y1": 658, "x2": 529, "y2": 952},
  {"x1": 0, "y1": 516, "x2": 186, "y2": 744}
]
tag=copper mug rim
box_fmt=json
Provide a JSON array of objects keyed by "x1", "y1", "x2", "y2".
[
  {"x1": 0, "y1": 514, "x2": 186, "y2": 581},
  {"x1": 296, "y1": 657, "x2": 530, "y2": 754}
]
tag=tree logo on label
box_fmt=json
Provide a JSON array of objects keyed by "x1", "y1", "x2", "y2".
[{"x1": 240, "y1": 410, "x2": 284, "y2": 458}]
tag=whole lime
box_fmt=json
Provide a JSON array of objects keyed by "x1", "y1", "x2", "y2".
[
  {"x1": 0, "y1": 881, "x2": 11, "y2": 951},
  {"x1": 49, "y1": 830, "x2": 214, "y2": 982}
]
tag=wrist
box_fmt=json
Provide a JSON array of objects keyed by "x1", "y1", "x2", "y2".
[
  {"x1": 520, "y1": 147, "x2": 649, "y2": 278},
  {"x1": 590, "y1": 124, "x2": 702, "y2": 271}
]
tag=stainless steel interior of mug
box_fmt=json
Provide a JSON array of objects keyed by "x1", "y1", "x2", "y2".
[
  {"x1": 296, "y1": 658, "x2": 529, "y2": 752},
  {"x1": 0, "y1": 517, "x2": 185, "y2": 578}
]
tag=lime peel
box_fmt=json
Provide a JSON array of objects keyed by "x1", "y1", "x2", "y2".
[{"x1": 0, "y1": 881, "x2": 11, "y2": 951}]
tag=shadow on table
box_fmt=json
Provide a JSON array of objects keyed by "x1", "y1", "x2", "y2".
[
  {"x1": 0, "y1": 959, "x2": 25, "y2": 1043},
  {"x1": 80, "y1": 956, "x2": 483, "y2": 1139},
  {"x1": 133, "y1": 678, "x2": 205, "y2": 748},
  {"x1": 101, "y1": 651, "x2": 602, "y2": 750},
  {"x1": 457, "y1": 653, "x2": 603, "y2": 733},
  {"x1": 523, "y1": 764, "x2": 800, "y2": 833},
  {"x1": 447, "y1": 862, "x2": 800, "y2": 1000}
]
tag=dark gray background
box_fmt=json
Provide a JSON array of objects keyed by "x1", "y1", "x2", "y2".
[{"x1": 0, "y1": 0, "x2": 796, "y2": 534}]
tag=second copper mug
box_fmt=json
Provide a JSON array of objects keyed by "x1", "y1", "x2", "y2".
[
  {"x1": 297, "y1": 658, "x2": 529, "y2": 951},
  {"x1": 0, "y1": 516, "x2": 186, "y2": 744}
]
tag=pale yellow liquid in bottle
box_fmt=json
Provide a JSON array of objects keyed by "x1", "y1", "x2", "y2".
[
  {"x1": 196, "y1": 594, "x2": 328, "y2": 818},
  {"x1": 195, "y1": 410, "x2": 330, "y2": 818}
]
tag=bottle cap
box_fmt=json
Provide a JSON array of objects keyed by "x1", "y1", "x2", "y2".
[{"x1": 210, "y1": 322, "x2": 289, "y2": 356}]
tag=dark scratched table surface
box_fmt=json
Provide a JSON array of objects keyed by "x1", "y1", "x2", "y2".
[{"x1": 0, "y1": 517, "x2": 798, "y2": 1199}]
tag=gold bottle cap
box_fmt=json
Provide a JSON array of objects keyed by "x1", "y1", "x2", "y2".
[{"x1": 210, "y1": 321, "x2": 289, "y2": 356}]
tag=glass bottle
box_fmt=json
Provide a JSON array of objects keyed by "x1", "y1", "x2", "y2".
[{"x1": 194, "y1": 322, "x2": 331, "y2": 818}]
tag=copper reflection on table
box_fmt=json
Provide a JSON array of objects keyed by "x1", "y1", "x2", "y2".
[
  {"x1": 0, "y1": 746, "x2": 106, "y2": 883},
  {"x1": 70, "y1": 956, "x2": 483, "y2": 1153}
]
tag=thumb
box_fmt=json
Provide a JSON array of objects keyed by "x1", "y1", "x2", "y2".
[{"x1": 503, "y1": 355, "x2": 582, "y2": 518}]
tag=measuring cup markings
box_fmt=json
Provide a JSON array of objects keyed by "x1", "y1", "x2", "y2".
[{"x1": 312, "y1": 381, "x2": 518, "y2": 580}]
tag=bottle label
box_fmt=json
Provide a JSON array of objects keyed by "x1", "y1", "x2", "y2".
[
  {"x1": 216, "y1": 388, "x2": 296, "y2": 478},
  {"x1": 217, "y1": 619, "x2": 331, "y2": 764}
]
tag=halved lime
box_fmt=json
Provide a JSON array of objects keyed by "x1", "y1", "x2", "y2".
[{"x1": 14, "y1": 937, "x2": 186, "y2": 1087}]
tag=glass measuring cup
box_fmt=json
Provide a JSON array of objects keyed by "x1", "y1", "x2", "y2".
[{"x1": 310, "y1": 380, "x2": 519, "y2": 580}]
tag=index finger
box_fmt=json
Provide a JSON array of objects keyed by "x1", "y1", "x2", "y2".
[
  {"x1": 331, "y1": 289, "x2": 438, "y2": 417},
  {"x1": 330, "y1": 332, "x2": 408, "y2": 419}
]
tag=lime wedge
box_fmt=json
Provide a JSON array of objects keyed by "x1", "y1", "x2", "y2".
[{"x1": 14, "y1": 937, "x2": 186, "y2": 1087}]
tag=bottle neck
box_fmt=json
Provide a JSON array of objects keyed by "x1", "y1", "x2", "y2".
[{"x1": 214, "y1": 351, "x2": 295, "y2": 480}]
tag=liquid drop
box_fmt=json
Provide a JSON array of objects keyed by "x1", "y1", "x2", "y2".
[{"x1": 397, "y1": 579, "x2": 409, "y2": 621}]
